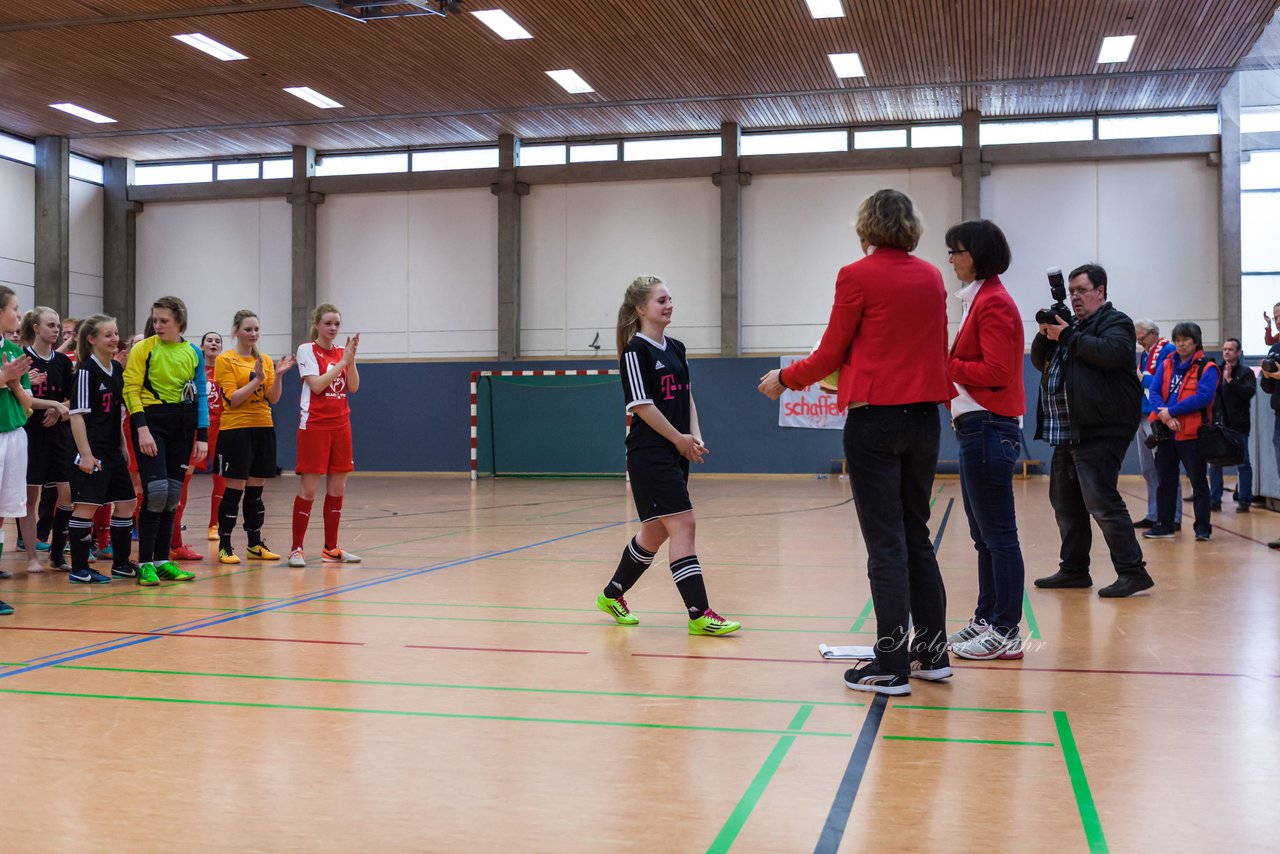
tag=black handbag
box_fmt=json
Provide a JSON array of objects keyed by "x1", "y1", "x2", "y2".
[{"x1": 1197, "y1": 421, "x2": 1245, "y2": 466}]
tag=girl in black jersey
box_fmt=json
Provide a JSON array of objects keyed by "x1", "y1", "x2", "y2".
[
  {"x1": 19, "y1": 308, "x2": 75, "y2": 572},
  {"x1": 66, "y1": 316, "x2": 140, "y2": 584},
  {"x1": 595, "y1": 275, "x2": 740, "y2": 636}
]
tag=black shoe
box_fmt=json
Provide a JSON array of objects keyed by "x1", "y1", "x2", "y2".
[
  {"x1": 844, "y1": 660, "x2": 911, "y2": 696},
  {"x1": 1034, "y1": 570, "x2": 1092, "y2": 589},
  {"x1": 1173, "y1": 523, "x2": 1183, "y2": 532},
  {"x1": 1210, "y1": 503, "x2": 1222, "y2": 512},
  {"x1": 1142, "y1": 527, "x2": 1176, "y2": 539},
  {"x1": 1098, "y1": 574, "x2": 1155, "y2": 598},
  {"x1": 110, "y1": 561, "x2": 140, "y2": 579},
  {"x1": 1133, "y1": 518, "x2": 1156, "y2": 529},
  {"x1": 1237, "y1": 504, "x2": 1251, "y2": 514},
  {"x1": 1270, "y1": 539, "x2": 1280, "y2": 550},
  {"x1": 1195, "y1": 532, "x2": 1211, "y2": 542}
]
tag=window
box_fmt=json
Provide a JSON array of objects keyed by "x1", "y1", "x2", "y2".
[
  {"x1": 1243, "y1": 192, "x2": 1280, "y2": 272},
  {"x1": 519, "y1": 144, "x2": 567, "y2": 166},
  {"x1": 623, "y1": 136, "x2": 721, "y2": 161},
  {"x1": 216, "y1": 162, "x2": 261, "y2": 181},
  {"x1": 911, "y1": 124, "x2": 962, "y2": 148},
  {"x1": 69, "y1": 154, "x2": 103, "y2": 184},
  {"x1": 315, "y1": 151, "x2": 409, "y2": 176},
  {"x1": 853, "y1": 129, "x2": 907, "y2": 150},
  {"x1": 411, "y1": 148, "x2": 498, "y2": 171},
  {"x1": 569, "y1": 143, "x2": 617, "y2": 163},
  {"x1": 1242, "y1": 151, "x2": 1280, "y2": 191},
  {"x1": 741, "y1": 130, "x2": 847, "y2": 155},
  {"x1": 0, "y1": 132, "x2": 36, "y2": 165},
  {"x1": 133, "y1": 162, "x2": 214, "y2": 185},
  {"x1": 262, "y1": 158, "x2": 292, "y2": 179},
  {"x1": 1098, "y1": 112, "x2": 1219, "y2": 140},
  {"x1": 980, "y1": 118, "x2": 1094, "y2": 145},
  {"x1": 1242, "y1": 107, "x2": 1280, "y2": 134}
]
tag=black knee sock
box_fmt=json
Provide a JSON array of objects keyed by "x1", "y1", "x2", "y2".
[
  {"x1": 49, "y1": 504, "x2": 74, "y2": 563},
  {"x1": 219, "y1": 487, "x2": 244, "y2": 552},
  {"x1": 110, "y1": 516, "x2": 134, "y2": 567},
  {"x1": 670, "y1": 554, "x2": 709, "y2": 617},
  {"x1": 37, "y1": 487, "x2": 58, "y2": 540},
  {"x1": 154, "y1": 509, "x2": 175, "y2": 560},
  {"x1": 243, "y1": 485, "x2": 265, "y2": 548},
  {"x1": 138, "y1": 510, "x2": 160, "y2": 563},
  {"x1": 604, "y1": 537, "x2": 656, "y2": 599},
  {"x1": 68, "y1": 518, "x2": 94, "y2": 573}
]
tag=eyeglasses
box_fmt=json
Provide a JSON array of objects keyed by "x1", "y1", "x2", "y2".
[
  {"x1": 946, "y1": 248, "x2": 968, "y2": 257},
  {"x1": 1067, "y1": 286, "x2": 1096, "y2": 296}
]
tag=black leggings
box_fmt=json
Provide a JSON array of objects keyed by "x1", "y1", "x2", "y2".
[{"x1": 132, "y1": 404, "x2": 196, "y2": 563}]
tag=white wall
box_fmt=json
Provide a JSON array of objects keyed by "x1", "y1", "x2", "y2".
[
  {"x1": 317, "y1": 189, "x2": 498, "y2": 359},
  {"x1": 522, "y1": 178, "x2": 720, "y2": 357},
  {"x1": 741, "y1": 168, "x2": 960, "y2": 353},
  {"x1": 0, "y1": 158, "x2": 35, "y2": 312},
  {"x1": 69, "y1": 178, "x2": 105, "y2": 319},
  {"x1": 983, "y1": 157, "x2": 1220, "y2": 344},
  {"x1": 136, "y1": 198, "x2": 292, "y2": 356}
]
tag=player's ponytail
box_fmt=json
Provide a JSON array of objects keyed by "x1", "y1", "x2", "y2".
[
  {"x1": 20, "y1": 307, "x2": 58, "y2": 347},
  {"x1": 615, "y1": 275, "x2": 663, "y2": 358},
  {"x1": 77, "y1": 315, "x2": 114, "y2": 365},
  {"x1": 230, "y1": 309, "x2": 260, "y2": 358}
]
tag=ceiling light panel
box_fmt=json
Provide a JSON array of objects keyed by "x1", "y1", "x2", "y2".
[
  {"x1": 49, "y1": 103, "x2": 117, "y2": 123},
  {"x1": 546, "y1": 69, "x2": 594, "y2": 94},
  {"x1": 471, "y1": 10, "x2": 532, "y2": 39},
  {"x1": 828, "y1": 52, "x2": 865, "y2": 78},
  {"x1": 804, "y1": 0, "x2": 845, "y2": 18},
  {"x1": 1097, "y1": 35, "x2": 1136, "y2": 64},
  {"x1": 173, "y1": 33, "x2": 248, "y2": 61},
  {"x1": 283, "y1": 87, "x2": 344, "y2": 108}
]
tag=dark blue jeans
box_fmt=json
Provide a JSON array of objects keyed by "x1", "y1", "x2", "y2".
[
  {"x1": 844, "y1": 404, "x2": 949, "y2": 677},
  {"x1": 956, "y1": 413, "x2": 1025, "y2": 634},
  {"x1": 1156, "y1": 439, "x2": 1211, "y2": 537},
  {"x1": 1208, "y1": 438, "x2": 1252, "y2": 506},
  {"x1": 1048, "y1": 437, "x2": 1147, "y2": 578}
]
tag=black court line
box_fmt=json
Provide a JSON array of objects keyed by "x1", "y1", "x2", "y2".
[
  {"x1": 813, "y1": 693, "x2": 889, "y2": 853},
  {"x1": 933, "y1": 496, "x2": 954, "y2": 554}
]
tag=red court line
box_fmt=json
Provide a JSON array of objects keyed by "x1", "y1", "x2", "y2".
[
  {"x1": 406, "y1": 643, "x2": 588, "y2": 656},
  {"x1": 634, "y1": 652, "x2": 1279, "y2": 679},
  {"x1": 0, "y1": 626, "x2": 364, "y2": 647},
  {"x1": 1119, "y1": 488, "x2": 1274, "y2": 547}
]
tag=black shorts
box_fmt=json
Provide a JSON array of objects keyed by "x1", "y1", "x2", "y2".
[
  {"x1": 25, "y1": 422, "x2": 73, "y2": 485},
  {"x1": 626, "y1": 446, "x2": 692, "y2": 522},
  {"x1": 217, "y1": 426, "x2": 278, "y2": 480},
  {"x1": 72, "y1": 463, "x2": 136, "y2": 507}
]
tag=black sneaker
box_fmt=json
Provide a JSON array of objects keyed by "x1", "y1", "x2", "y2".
[
  {"x1": 844, "y1": 660, "x2": 911, "y2": 696},
  {"x1": 1133, "y1": 518, "x2": 1156, "y2": 529},
  {"x1": 1210, "y1": 503, "x2": 1222, "y2": 512},
  {"x1": 1142, "y1": 527, "x2": 1176, "y2": 539},
  {"x1": 909, "y1": 660, "x2": 953, "y2": 681},
  {"x1": 1173, "y1": 523, "x2": 1182, "y2": 532},
  {"x1": 0, "y1": 599, "x2": 13, "y2": 615},
  {"x1": 1098, "y1": 575, "x2": 1155, "y2": 598},
  {"x1": 1237, "y1": 504, "x2": 1251, "y2": 514},
  {"x1": 1195, "y1": 531, "x2": 1211, "y2": 542},
  {"x1": 1034, "y1": 571, "x2": 1092, "y2": 589},
  {"x1": 69, "y1": 569, "x2": 112, "y2": 584},
  {"x1": 111, "y1": 561, "x2": 140, "y2": 579}
]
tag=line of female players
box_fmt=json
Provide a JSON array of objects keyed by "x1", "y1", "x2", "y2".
[{"x1": 0, "y1": 292, "x2": 360, "y2": 616}]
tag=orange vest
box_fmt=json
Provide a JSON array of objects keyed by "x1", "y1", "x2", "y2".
[{"x1": 1152, "y1": 352, "x2": 1213, "y2": 441}]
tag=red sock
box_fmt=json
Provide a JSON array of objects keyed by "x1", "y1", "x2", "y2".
[
  {"x1": 323, "y1": 494, "x2": 343, "y2": 551},
  {"x1": 292, "y1": 496, "x2": 314, "y2": 552},
  {"x1": 94, "y1": 504, "x2": 111, "y2": 549},
  {"x1": 171, "y1": 473, "x2": 192, "y2": 547},
  {"x1": 208, "y1": 476, "x2": 226, "y2": 529}
]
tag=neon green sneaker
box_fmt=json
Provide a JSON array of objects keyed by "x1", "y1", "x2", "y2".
[
  {"x1": 155, "y1": 561, "x2": 196, "y2": 582},
  {"x1": 688, "y1": 609, "x2": 741, "y2": 636},
  {"x1": 137, "y1": 562, "x2": 159, "y2": 587},
  {"x1": 595, "y1": 592, "x2": 639, "y2": 625}
]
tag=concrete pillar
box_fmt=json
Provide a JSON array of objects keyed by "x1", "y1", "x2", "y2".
[
  {"x1": 102, "y1": 157, "x2": 140, "y2": 334},
  {"x1": 960, "y1": 109, "x2": 982, "y2": 220},
  {"x1": 716, "y1": 122, "x2": 746, "y2": 357},
  {"x1": 493, "y1": 133, "x2": 527, "y2": 361},
  {"x1": 289, "y1": 145, "x2": 320, "y2": 348},
  {"x1": 35, "y1": 136, "x2": 71, "y2": 315},
  {"x1": 1219, "y1": 74, "x2": 1242, "y2": 344}
]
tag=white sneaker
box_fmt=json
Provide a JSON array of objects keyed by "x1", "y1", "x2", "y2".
[
  {"x1": 947, "y1": 618, "x2": 989, "y2": 647},
  {"x1": 287, "y1": 549, "x2": 306, "y2": 568},
  {"x1": 952, "y1": 628, "x2": 1024, "y2": 661}
]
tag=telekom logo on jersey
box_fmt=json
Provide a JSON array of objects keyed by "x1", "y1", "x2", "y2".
[{"x1": 659, "y1": 374, "x2": 687, "y2": 401}]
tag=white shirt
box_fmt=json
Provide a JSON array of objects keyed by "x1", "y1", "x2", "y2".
[{"x1": 950, "y1": 279, "x2": 987, "y2": 420}]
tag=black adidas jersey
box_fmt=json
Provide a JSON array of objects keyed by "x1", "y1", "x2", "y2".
[
  {"x1": 69, "y1": 355, "x2": 127, "y2": 465},
  {"x1": 620, "y1": 333, "x2": 692, "y2": 452},
  {"x1": 24, "y1": 346, "x2": 75, "y2": 427}
]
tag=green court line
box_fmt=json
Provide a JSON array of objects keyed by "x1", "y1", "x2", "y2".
[
  {"x1": 706, "y1": 705, "x2": 813, "y2": 854},
  {"x1": 45, "y1": 664, "x2": 867, "y2": 708},
  {"x1": 1023, "y1": 588, "x2": 1041, "y2": 640},
  {"x1": 882, "y1": 735, "x2": 1054, "y2": 747},
  {"x1": 0, "y1": 687, "x2": 853, "y2": 737},
  {"x1": 849, "y1": 598, "x2": 874, "y2": 633},
  {"x1": 1054, "y1": 711, "x2": 1108, "y2": 853},
  {"x1": 68, "y1": 564, "x2": 265, "y2": 604},
  {"x1": 893, "y1": 704, "x2": 1048, "y2": 715}
]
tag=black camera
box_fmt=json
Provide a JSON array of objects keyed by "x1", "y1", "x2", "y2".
[
  {"x1": 1264, "y1": 359, "x2": 1279, "y2": 374},
  {"x1": 1144, "y1": 420, "x2": 1174, "y2": 449},
  {"x1": 1035, "y1": 267, "x2": 1072, "y2": 326}
]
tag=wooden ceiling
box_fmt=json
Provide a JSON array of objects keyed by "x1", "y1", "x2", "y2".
[{"x1": 0, "y1": 0, "x2": 1275, "y2": 161}]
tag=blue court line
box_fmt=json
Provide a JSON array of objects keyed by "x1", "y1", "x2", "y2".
[
  {"x1": 0, "y1": 522, "x2": 627, "y2": 682},
  {"x1": 813, "y1": 692, "x2": 888, "y2": 853}
]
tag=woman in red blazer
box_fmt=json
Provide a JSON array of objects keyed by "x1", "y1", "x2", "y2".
[
  {"x1": 941, "y1": 219, "x2": 1029, "y2": 662},
  {"x1": 759, "y1": 189, "x2": 952, "y2": 697}
]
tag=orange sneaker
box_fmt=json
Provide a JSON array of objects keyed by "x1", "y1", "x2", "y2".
[{"x1": 321, "y1": 547, "x2": 362, "y2": 563}]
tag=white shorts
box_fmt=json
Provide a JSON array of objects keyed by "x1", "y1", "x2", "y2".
[{"x1": 0, "y1": 428, "x2": 29, "y2": 518}]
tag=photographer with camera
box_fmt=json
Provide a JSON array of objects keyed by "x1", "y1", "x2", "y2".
[
  {"x1": 1133, "y1": 320, "x2": 1182, "y2": 529},
  {"x1": 1209, "y1": 338, "x2": 1254, "y2": 514},
  {"x1": 1032, "y1": 263, "x2": 1153, "y2": 597},
  {"x1": 1258, "y1": 339, "x2": 1280, "y2": 547},
  {"x1": 1145, "y1": 322, "x2": 1218, "y2": 541}
]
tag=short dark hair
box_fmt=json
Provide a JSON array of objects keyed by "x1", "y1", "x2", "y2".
[
  {"x1": 1171, "y1": 321, "x2": 1203, "y2": 350},
  {"x1": 1069, "y1": 263, "x2": 1107, "y2": 299},
  {"x1": 944, "y1": 220, "x2": 1012, "y2": 280},
  {"x1": 1225, "y1": 337, "x2": 1242, "y2": 349}
]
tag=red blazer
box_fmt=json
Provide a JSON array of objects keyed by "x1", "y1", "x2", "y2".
[
  {"x1": 946, "y1": 275, "x2": 1025, "y2": 416},
  {"x1": 781, "y1": 247, "x2": 954, "y2": 409}
]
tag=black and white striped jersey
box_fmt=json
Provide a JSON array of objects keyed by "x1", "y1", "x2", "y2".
[
  {"x1": 69, "y1": 355, "x2": 127, "y2": 465},
  {"x1": 620, "y1": 333, "x2": 691, "y2": 452}
]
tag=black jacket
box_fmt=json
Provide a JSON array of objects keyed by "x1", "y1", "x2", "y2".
[
  {"x1": 1031, "y1": 302, "x2": 1142, "y2": 443},
  {"x1": 1259, "y1": 343, "x2": 1280, "y2": 413},
  {"x1": 1215, "y1": 360, "x2": 1256, "y2": 433}
]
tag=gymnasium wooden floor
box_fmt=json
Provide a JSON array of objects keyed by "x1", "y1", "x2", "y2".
[{"x1": 1, "y1": 473, "x2": 1276, "y2": 852}]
